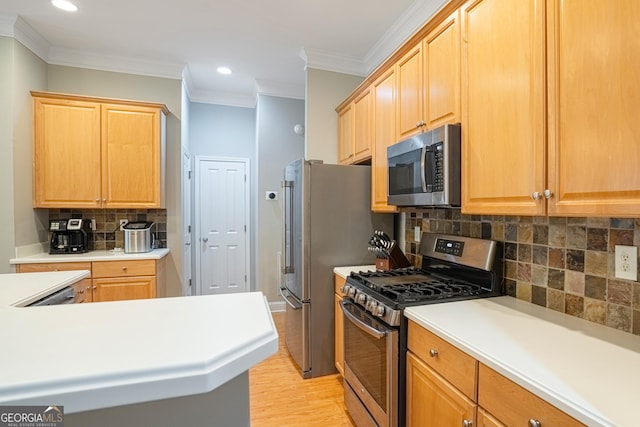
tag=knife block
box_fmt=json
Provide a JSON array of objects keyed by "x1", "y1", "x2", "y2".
[{"x1": 375, "y1": 241, "x2": 412, "y2": 271}]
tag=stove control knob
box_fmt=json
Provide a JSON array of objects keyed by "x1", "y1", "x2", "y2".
[
  {"x1": 374, "y1": 304, "x2": 385, "y2": 317},
  {"x1": 365, "y1": 300, "x2": 376, "y2": 313},
  {"x1": 345, "y1": 286, "x2": 356, "y2": 298},
  {"x1": 355, "y1": 292, "x2": 367, "y2": 305}
]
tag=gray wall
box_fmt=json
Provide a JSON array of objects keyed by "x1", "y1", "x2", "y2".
[
  {"x1": 1, "y1": 37, "x2": 48, "y2": 273},
  {"x1": 256, "y1": 95, "x2": 304, "y2": 302},
  {"x1": 46, "y1": 65, "x2": 184, "y2": 296},
  {"x1": 305, "y1": 68, "x2": 364, "y2": 164},
  {"x1": 189, "y1": 102, "x2": 258, "y2": 291}
]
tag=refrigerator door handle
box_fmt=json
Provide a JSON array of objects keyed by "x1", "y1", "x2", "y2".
[
  {"x1": 282, "y1": 179, "x2": 294, "y2": 274},
  {"x1": 279, "y1": 286, "x2": 302, "y2": 310}
]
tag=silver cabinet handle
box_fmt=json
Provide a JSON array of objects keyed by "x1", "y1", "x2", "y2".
[
  {"x1": 463, "y1": 420, "x2": 473, "y2": 427},
  {"x1": 543, "y1": 189, "x2": 553, "y2": 199},
  {"x1": 531, "y1": 191, "x2": 541, "y2": 200},
  {"x1": 429, "y1": 349, "x2": 438, "y2": 357},
  {"x1": 528, "y1": 420, "x2": 541, "y2": 427}
]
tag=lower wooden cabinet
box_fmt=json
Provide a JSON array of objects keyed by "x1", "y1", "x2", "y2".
[
  {"x1": 477, "y1": 407, "x2": 505, "y2": 427},
  {"x1": 406, "y1": 351, "x2": 476, "y2": 427},
  {"x1": 73, "y1": 278, "x2": 91, "y2": 303},
  {"x1": 478, "y1": 364, "x2": 585, "y2": 426},
  {"x1": 407, "y1": 321, "x2": 586, "y2": 426},
  {"x1": 16, "y1": 258, "x2": 163, "y2": 303},
  {"x1": 334, "y1": 274, "x2": 346, "y2": 375},
  {"x1": 92, "y1": 276, "x2": 156, "y2": 302}
]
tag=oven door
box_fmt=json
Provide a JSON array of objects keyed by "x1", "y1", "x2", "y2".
[{"x1": 341, "y1": 300, "x2": 398, "y2": 427}]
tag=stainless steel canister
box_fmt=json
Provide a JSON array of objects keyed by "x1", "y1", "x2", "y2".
[{"x1": 123, "y1": 221, "x2": 155, "y2": 253}]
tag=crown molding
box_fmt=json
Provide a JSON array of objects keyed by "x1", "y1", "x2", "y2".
[
  {"x1": 0, "y1": 14, "x2": 17, "y2": 37},
  {"x1": 300, "y1": 47, "x2": 365, "y2": 77},
  {"x1": 188, "y1": 87, "x2": 257, "y2": 108},
  {"x1": 255, "y1": 79, "x2": 304, "y2": 100},
  {"x1": 363, "y1": 0, "x2": 449, "y2": 74},
  {"x1": 0, "y1": 14, "x2": 50, "y2": 61},
  {"x1": 48, "y1": 46, "x2": 184, "y2": 80}
]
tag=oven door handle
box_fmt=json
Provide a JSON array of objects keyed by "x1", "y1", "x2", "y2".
[{"x1": 340, "y1": 302, "x2": 386, "y2": 339}]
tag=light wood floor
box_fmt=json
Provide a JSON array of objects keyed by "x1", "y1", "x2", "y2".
[{"x1": 249, "y1": 312, "x2": 355, "y2": 427}]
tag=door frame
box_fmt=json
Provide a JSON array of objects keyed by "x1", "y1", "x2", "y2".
[
  {"x1": 194, "y1": 156, "x2": 251, "y2": 295},
  {"x1": 182, "y1": 150, "x2": 192, "y2": 296}
]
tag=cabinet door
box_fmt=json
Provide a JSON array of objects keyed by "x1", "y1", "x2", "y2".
[
  {"x1": 352, "y1": 89, "x2": 372, "y2": 163},
  {"x1": 337, "y1": 104, "x2": 355, "y2": 164},
  {"x1": 92, "y1": 276, "x2": 156, "y2": 302},
  {"x1": 397, "y1": 43, "x2": 425, "y2": 140},
  {"x1": 461, "y1": 0, "x2": 546, "y2": 215},
  {"x1": 547, "y1": 0, "x2": 640, "y2": 216},
  {"x1": 477, "y1": 407, "x2": 505, "y2": 427},
  {"x1": 101, "y1": 103, "x2": 163, "y2": 208},
  {"x1": 73, "y1": 278, "x2": 92, "y2": 303},
  {"x1": 406, "y1": 351, "x2": 477, "y2": 427},
  {"x1": 372, "y1": 70, "x2": 399, "y2": 213},
  {"x1": 33, "y1": 96, "x2": 102, "y2": 208},
  {"x1": 424, "y1": 9, "x2": 461, "y2": 129}
]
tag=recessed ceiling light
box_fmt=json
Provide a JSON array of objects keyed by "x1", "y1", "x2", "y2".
[
  {"x1": 51, "y1": 0, "x2": 78, "y2": 12},
  {"x1": 217, "y1": 67, "x2": 232, "y2": 75}
]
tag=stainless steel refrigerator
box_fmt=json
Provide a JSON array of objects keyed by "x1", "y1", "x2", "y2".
[{"x1": 279, "y1": 159, "x2": 393, "y2": 378}]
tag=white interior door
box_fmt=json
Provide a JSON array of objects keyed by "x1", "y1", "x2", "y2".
[
  {"x1": 182, "y1": 151, "x2": 192, "y2": 296},
  {"x1": 195, "y1": 157, "x2": 250, "y2": 295}
]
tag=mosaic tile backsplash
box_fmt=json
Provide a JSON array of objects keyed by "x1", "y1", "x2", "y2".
[
  {"x1": 48, "y1": 209, "x2": 167, "y2": 251},
  {"x1": 404, "y1": 208, "x2": 640, "y2": 336}
]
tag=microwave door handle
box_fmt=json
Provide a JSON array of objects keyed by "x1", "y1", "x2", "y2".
[
  {"x1": 420, "y1": 145, "x2": 428, "y2": 192},
  {"x1": 340, "y1": 302, "x2": 386, "y2": 339}
]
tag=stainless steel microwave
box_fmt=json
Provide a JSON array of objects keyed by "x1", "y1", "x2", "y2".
[{"x1": 387, "y1": 123, "x2": 461, "y2": 207}]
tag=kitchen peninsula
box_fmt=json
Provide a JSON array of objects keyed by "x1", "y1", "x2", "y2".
[{"x1": 0, "y1": 271, "x2": 278, "y2": 427}]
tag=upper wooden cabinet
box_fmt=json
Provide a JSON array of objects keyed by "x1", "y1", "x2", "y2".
[
  {"x1": 546, "y1": 0, "x2": 640, "y2": 216},
  {"x1": 337, "y1": 90, "x2": 372, "y2": 165},
  {"x1": 372, "y1": 68, "x2": 399, "y2": 213},
  {"x1": 424, "y1": 9, "x2": 461, "y2": 129},
  {"x1": 396, "y1": 43, "x2": 425, "y2": 140},
  {"x1": 396, "y1": 11, "x2": 462, "y2": 141},
  {"x1": 462, "y1": 0, "x2": 640, "y2": 217},
  {"x1": 32, "y1": 92, "x2": 168, "y2": 209},
  {"x1": 460, "y1": 0, "x2": 546, "y2": 216}
]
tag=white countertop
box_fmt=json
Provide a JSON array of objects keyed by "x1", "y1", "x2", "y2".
[
  {"x1": 10, "y1": 248, "x2": 170, "y2": 264},
  {"x1": 0, "y1": 270, "x2": 90, "y2": 307},
  {"x1": 405, "y1": 296, "x2": 640, "y2": 427},
  {"x1": 333, "y1": 265, "x2": 376, "y2": 279},
  {"x1": 0, "y1": 272, "x2": 278, "y2": 414}
]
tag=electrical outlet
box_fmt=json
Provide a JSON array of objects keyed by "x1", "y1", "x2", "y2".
[
  {"x1": 615, "y1": 245, "x2": 637, "y2": 281},
  {"x1": 119, "y1": 219, "x2": 128, "y2": 231}
]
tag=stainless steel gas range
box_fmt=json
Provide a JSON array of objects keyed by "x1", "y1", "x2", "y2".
[{"x1": 340, "y1": 233, "x2": 503, "y2": 427}]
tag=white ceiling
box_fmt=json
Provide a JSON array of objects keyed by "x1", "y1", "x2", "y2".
[{"x1": 0, "y1": 0, "x2": 447, "y2": 107}]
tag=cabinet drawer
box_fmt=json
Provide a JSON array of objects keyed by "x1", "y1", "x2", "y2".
[
  {"x1": 407, "y1": 320, "x2": 477, "y2": 400},
  {"x1": 478, "y1": 364, "x2": 585, "y2": 427},
  {"x1": 17, "y1": 262, "x2": 92, "y2": 275},
  {"x1": 92, "y1": 259, "x2": 156, "y2": 278}
]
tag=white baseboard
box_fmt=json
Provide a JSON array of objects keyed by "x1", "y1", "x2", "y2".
[{"x1": 269, "y1": 301, "x2": 285, "y2": 312}]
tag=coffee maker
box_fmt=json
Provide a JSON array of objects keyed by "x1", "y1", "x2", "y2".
[{"x1": 49, "y1": 219, "x2": 92, "y2": 254}]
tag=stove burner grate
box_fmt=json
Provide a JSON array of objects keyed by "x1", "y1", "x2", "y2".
[{"x1": 380, "y1": 281, "x2": 485, "y2": 303}]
